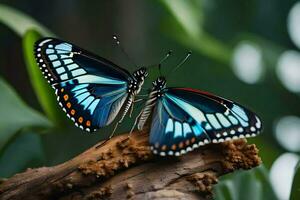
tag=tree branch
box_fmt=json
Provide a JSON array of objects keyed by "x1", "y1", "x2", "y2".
[{"x1": 0, "y1": 129, "x2": 261, "y2": 200}]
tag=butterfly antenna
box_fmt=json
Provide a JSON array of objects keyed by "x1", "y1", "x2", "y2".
[
  {"x1": 169, "y1": 51, "x2": 192, "y2": 75},
  {"x1": 145, "y1": 50, "x2": 173, "y2": 73},
  {"x1": 158, "y1": 50, "x2": 172, "y2": 76},
  {"x1": 113, "y1": 34, "x2": 138, "y2": 68}
]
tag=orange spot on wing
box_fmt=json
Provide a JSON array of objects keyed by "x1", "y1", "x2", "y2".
[
  {"x1": 61, "y1": 88, "x2": 64, "y2": 93},
  {"x1": 161, "y1": 145, "x2": 167, "y2": 151},
  {"x1": 86, "y1": 120, "x2": 91, "y2": 127},
  {"x1": 171, "y1": 144, "x2": 177, "y2": 150},
  {"x1": 78, "y1": 117, "x2": 83, "y2": 123},
  {"x1": 71, "y1": 109, "x2": 76, "y2": 115},
  {"x1": 63, "y1": 94, "x2": 69, "y2": 101},
  {"x1": 66, "y1": 102, "x2": 71, "y2": 108},
  {"x1": 191, "y1": 137, "x2": 196, "y2": 143}
]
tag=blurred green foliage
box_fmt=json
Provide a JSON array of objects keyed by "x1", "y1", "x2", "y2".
[
  {"x1": 0, "y1": 4, "x2": 52, "y2": 37},
  {"x1": 0, "y1": 1, "x2": 299, "y2": 199},
  {"x1": 214, "y1": 166, "x2": 278, "y2": 200},
  {"x1": 0, "y1": 131, "x2": 44, "y2": 177},
  {"x1": 0, "y1": 78, "x2": 50, "y2": 152},
  {"x1": 160, "y1": 0, "x2": 232, "y2": 64}
]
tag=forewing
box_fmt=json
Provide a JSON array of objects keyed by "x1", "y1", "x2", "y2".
[{"x1": 34, "y1": 38, "x2": 131, "y2": 86}]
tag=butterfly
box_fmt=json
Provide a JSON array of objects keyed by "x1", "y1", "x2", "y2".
[
  {"x1": 34, "y1": 38, "x2": 148, "y2": 132},
  {"x1": 137, "y1": 77, "x2": 262, "y2": 156}
]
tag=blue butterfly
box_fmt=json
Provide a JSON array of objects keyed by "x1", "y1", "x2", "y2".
[
  {"x1": 34, "y1": 38, "x2": 148, "y2": 132},
  {"x1": 137, "y1": 77, "x2": 262, "y2": 156}
]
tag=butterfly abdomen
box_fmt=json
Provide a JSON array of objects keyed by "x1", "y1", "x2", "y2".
[
  {"x1": 138, "y1": 90, "x2": 158, "y2": 130},
  {"x1": 118, "y1": 94, "x2": 134, "y2": 123}
]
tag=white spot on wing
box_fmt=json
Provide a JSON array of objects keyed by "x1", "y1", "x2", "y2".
[{"x1": 160, "y1": 152, "x2": 166, "y2": 156}]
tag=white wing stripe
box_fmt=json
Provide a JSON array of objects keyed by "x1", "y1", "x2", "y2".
[
  {"x1": 76, "y1": 75, "x2": 126, "y2": 85},
  {"x1": 165, "y1": 94, "x2": 207, "y2": 125},
  {"x1": 174, "y1": 121, "x2": 182, "y2": 138},
  {"x1": 206, "y1": 114, "x2": 222, "y2": 129}
]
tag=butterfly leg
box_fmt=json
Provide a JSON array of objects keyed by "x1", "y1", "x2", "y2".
[
  {"x1": 109, "y1": 94, "x2": 135, "y2": 136},
  {"x1": 95, "y1": 120, "x2": 122, "y2": 149},
  {"x1": 129, "y1": 102, "x2": 135, "y2": 118},
  {"x1": 96, "y1": 95, "x2": 134, "y2": 149},
  {"x1": 129, "y1": 98, "x2": 144, "y2": 118},
  {"x1": 128, "y1": 111, "x2": 143, "y2": 138},
  {"x1": 134, "y1": 99, "x2": 144, "y2": 103},
  {"x1": 110, "y1": 120, "x2": 121, "y2": 139}
]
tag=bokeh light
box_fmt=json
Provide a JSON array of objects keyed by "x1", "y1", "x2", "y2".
[
  {"x1": 288, "y1": 2, "x2": 300, "y2": 49},
  {"x1": 231, "y1": 41, "x2": 264, "y2": 84},
  {"x1": 277, "y1": 50, "x2": 300, "y2": 93},
  {"x1": 274, "y1": 116, "x2": 300, "y2": 152},
  {"x1": 270, "y1": 153, "x2": 300, "y2": 200}
]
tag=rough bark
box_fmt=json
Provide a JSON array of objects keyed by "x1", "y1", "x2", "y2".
[{"x1": 0, "y1": 129, "x2": 261, "y2": 200}]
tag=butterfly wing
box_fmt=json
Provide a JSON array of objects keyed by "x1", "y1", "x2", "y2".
[
  {"x1": 149, "y1": 87, "x2": 262, "y2": 156},
  {"x1": 34, "y1": 38, "x2": 131, "y2": 132}
]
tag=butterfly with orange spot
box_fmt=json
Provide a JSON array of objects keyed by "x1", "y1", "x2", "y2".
[{"x1": 34, "y1": 37, "x2": 148, "y2": 133}]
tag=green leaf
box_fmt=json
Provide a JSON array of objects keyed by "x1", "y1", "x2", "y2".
[
  {"x1": 291, "y1": 161, "x2": 300, "y2": 200},
  {"x1": 254, "y1": 166, "x2": 278, "y2": 200},
  {"x1": 159, "y1": 0, "x2": 232, "y2": 64},
  {"x1": 0, "y1": 4, "x2": 63, "y2": 125},
  {"x1": 159, "y1": 0, "x2": 203, "y2": 38},
  {"x1": 22, "y1": 29, "x2": 65, "y2": 126},
  {"x1": 0, "y1": 131, "x2": 45, "y2": 178},
  {"x1": 234, "y1": 171, "x2": 262, "y2": 200},
  {"x1": 0, "y1": 3, "x2": 53, "y2": 36},
  {"x1": 214, "y1": 166, "x2": 278, "y2": 200},
  {"x1": 0, "y1": 78, "x2": 51, "y2": 151}
]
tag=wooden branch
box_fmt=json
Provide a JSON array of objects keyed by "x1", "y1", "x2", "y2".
[{"x1": 0, "y1": 129, "x2": 261, "y2": 200}]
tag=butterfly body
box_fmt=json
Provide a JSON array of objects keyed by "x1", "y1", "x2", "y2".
[
  {"x1": 34, "y1": 38, "x2": 148, "y2": 132},
  {"x1": 138, "y1": 77, "x2": 262, "y2": 156}
]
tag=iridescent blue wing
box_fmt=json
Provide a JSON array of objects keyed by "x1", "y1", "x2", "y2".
[
  {"x1": 149, "y1": 88, "x2": 262, "y2": 156},
  {"x1": 34, "y1": 38, "x2": 131, "y2": 132}
]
